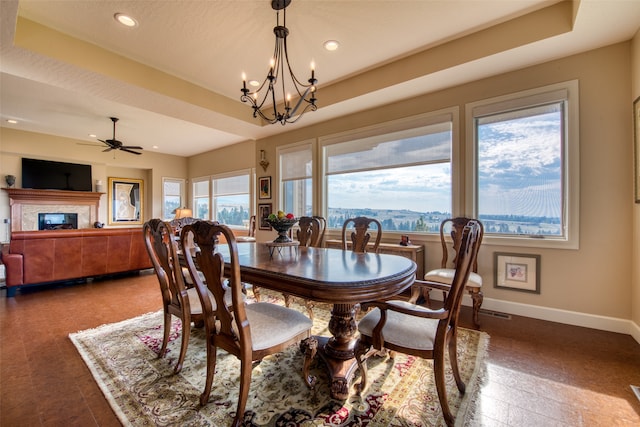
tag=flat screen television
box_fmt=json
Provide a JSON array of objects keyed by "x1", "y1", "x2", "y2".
[{"x1": 21, "y1": 158, "x2": 92, "y2": 191}]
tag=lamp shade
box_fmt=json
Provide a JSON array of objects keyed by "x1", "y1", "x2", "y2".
[{"x1": 174, "y1": 207, "x2": 193, "y2": 219}]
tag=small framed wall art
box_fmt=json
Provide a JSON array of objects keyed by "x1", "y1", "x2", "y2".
[
  {"x1": 494, "y1": 252, "x2": 540, "y2": 293},
  {"x1": 259, "y1": 176, "x2": 271, "y2": 199},
  {"x1": 258, "y1": 203, "x2": 273, "y2": 230}
]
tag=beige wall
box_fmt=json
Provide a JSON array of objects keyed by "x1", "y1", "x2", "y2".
[
  {"x1": 249, "y1": 42, "x2": 634, "y2": 327},
  {"x1": 187, "y1": 140, "x2": 255, "y2": 179},
  {"x1": 1, "y1": 41, "x2": 637, "y2": 336},
  {"x1": 631, "y1": 29, "x2": 640, "y2": 334},
  {"x1": 0, "y1": 127, "x2": 188, "y2": 226}
]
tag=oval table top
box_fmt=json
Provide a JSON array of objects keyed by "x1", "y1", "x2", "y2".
[{"x1": 219, "y1": 242, "x2": 417, "y2": 304}]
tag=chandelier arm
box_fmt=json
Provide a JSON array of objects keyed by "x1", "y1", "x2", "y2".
[
  {"x1": 284, "y1": 102, "x2": 317, "y2": 124},
  {"x1": 239, "y1": 0, "x2": 317, "y2": 126},
  {"x1": 289, "y1": 86, "x2": 311, "y2": 118}
]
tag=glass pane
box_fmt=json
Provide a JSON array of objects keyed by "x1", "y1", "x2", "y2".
[
  {"x1": 164, "y1": 196, "x2": 181, "y2": 219},
  {"x1": 214, "y1": 195, "x2": 250, "y2": 226},
  {"x1": 477, "y1": 103, "x2": 563, "y2": 236},
  {"x1": 327, "y1": 163, "x2": 451, "y2": 231},
  {"x1": 282, "y1": 178, "x2": 312, "y2": 217},
  {"x1": 194, "y1": 197, "x2": 209, "y2": 219}
]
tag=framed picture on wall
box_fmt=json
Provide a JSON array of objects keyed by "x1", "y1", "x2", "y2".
[
  {"x1": 259, "y1": 176, "x2": 271, "y2": 199},
  {"x1": 494, "y1": 252, "x2": 540, "y2": 293},
  {"x1": 108, "y1": 177, "x2": 143, "y2": 225},
  {"x1": 258, "y1": 203, "x2": 272, "y2": 230}
]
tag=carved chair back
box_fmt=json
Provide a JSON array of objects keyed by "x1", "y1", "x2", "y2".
[
  {"x1": 341, "y1": 216, "x2": 382, "y2": 253},
  {"x1": 143, "y1": 218, "x2": 188, "y2": 308},
  {"x1": 313, "y1": 215, "x2": 327, "y2": 247},
  {"x1": 297, "y1": 216, "x2": 322, "y2": 247},
  {"x1": 439, "y1": 217, "x2": 484, "y2": 273}
]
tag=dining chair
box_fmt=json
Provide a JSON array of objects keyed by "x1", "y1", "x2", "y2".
[
  {"x1": 354, "y1": 220, "x2": 483, "y2": 427},
  {"x1": 282, "y1": 216, "x2": 323, "y2": 318},
  {"x1": 180, "y1": 221, "x2": 313, "y2": 427},
  {"x1": 411, "y1": 217, "x2": 484, "y2": 328},
  {"x1": 296, "y1": 216, "x2": 322, "y2": 247},
  {"x1": 169, "y1": 215, "x2": 205, "y2": 286},
  {"x1": 341, "y1": 216, "x2": 382, "y2": 253},
  {"x1": 143, "y1": 218, "x2": 213, "y2": 373},
  {"x1": 313, "y1": 215, "x2": 327, "y2": 247}
]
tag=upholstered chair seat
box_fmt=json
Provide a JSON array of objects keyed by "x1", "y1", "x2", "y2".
[
  {"x1": 241, "y1": 303, "x2": 313, "y2": 351},
  {"x1": 424, "y1": 268, "x2": 483, "y2": 289}
]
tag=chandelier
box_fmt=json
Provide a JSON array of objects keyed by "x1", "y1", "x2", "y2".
[{"x1": 240, "y1": 0, "x2": 317, "y2": 125}]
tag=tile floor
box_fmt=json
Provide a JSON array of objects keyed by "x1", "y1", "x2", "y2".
[{"x1": 1, "y1": 271, "x2": 639, "y2": 426}]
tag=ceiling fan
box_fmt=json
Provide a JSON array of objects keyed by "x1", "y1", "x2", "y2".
[{"x1": 97, "y1": 117, "x2": 143, "y2": 155}]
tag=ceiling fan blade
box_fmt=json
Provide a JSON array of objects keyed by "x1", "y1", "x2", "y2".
[{"x1": 99, "y1": 117, "x2": 142, "y2": 155}]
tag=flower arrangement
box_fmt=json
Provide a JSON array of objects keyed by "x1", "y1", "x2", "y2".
[{"x1": 266, "y1": 211, "x2": 298, "y2": 243}]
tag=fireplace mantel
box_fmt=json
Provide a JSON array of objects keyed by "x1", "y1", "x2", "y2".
[{"x1": 2, "y1": 188, "x2": 104, "y2": 231}]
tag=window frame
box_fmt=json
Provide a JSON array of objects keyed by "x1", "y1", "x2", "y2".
[
  {"x1": 161, "y1": 177, "x2": 185, "y2": 220},
  {"x1": 465, "y1": 80, "x2": 580, "y2": 249},
  {"x1": 210, "y1": 169, "x2": 255, "y2": 229},
  {"x1": 318, "y1": 109, "x2": 460, "y2": 235},
  {"x1": 277, "y1": 139, "x2": 315, "y2": 217},
  {"x1": 191, "y1": 176, "x2": 211, "y2": 220}
]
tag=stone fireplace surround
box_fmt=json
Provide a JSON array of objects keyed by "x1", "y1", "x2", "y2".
[{"x1": 3, "y1": 188, "x2": 102, "y2": 232}]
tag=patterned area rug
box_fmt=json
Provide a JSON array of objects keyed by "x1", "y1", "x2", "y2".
[{"x1": 70, "y1": 293, "x2": 489, "y2": 426}]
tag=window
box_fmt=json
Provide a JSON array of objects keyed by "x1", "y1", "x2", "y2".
[
  {"x1": 279, "y1": 141, "x2": 313, "y2": 217},
  {"x1": 162, "y1": 178, "x2": 185, "y2": 220},
  {"x1": 467, "y1": 80, "x2": 579, "y2": 248},
  {"x1": 211, "y1": 171, "x2": 252, "y2": 228},
  {"x1": 192, "y1": 178, "x2": 210, "y2": 219},
  {"x1": 320, "y1": 111, "x2": 456, "y2": 232}
]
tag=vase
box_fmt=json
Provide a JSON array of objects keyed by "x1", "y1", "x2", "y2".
[
  {"x1": 5, "y1": 175, "x2": 15, "y2": 188},
  {"x1": 267, "y1": 219, "x2": 298, "y2": 243}
]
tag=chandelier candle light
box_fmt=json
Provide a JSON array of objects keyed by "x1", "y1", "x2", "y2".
[{"x1": 240, "y1": 0, "x2": 317, "y2": 125}]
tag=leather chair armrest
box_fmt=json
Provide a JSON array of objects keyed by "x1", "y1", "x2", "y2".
[{"x1": 2, "y1": 253, "x2": 24, "y2": 287}]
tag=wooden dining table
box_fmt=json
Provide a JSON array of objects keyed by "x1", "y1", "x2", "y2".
[{"x1": 218, "y1": 241, "x2": 417, "y2": 400}]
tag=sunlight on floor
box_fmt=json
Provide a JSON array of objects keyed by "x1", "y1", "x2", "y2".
[{"x1": 471, "y1": 363, "x2": 640, "y2": 426}]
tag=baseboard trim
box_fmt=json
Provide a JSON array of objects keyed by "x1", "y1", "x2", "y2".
[
  {"x1": 630, "y1": 321, "x2": 640, "y2": 345},
  {"x1": 442, "y1": 294, "x2": 639, "y2": 344},
  {"x1": 480, "y1": 297, "x2": 636, "y2": 338}
]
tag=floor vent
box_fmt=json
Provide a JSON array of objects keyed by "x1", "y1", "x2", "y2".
[
  {"x1": 631, "y1": 385, "x2": 640, "y2": 403},
  {"x1": 479, "y1": 309, "x2": 511, "y2": 320}
]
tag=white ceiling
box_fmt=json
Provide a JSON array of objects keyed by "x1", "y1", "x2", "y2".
[{"x1": 1, "y1": 0, "x2": 639, "y2": 157}]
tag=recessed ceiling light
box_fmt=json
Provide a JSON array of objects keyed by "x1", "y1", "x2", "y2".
[
  {"x1": 114, "y1": 13, "x2": 138, "y2": 27},
  {"x1": 249, "y1": 80, "x2": 260, "y2": 87},
  {"x1": 6, "y1": 119, "x2": 18, "y2": 124},
  {"x1": 88, "y1": 133, "x2": 97, "y2": 138},
  {"x1": 323, "y1": 40, "x2": 339, "y2": 51},
  {"x1": 152, "y1": 145, "x2": 159, "y2": 149}
]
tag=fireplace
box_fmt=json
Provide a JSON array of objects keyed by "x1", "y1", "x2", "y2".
[
  {"x1": 2, "y1": 188, "x2": 102, "y2": 231},
  {"x1": 38, "y1": 213, "x2": 78, "y2": 230}
]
